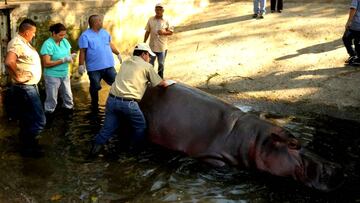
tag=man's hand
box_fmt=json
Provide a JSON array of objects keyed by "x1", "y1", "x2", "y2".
[
  {"x1": 78, "y1": 64, "x2": 86, "y2": 75},
  {"x1": 159, "y1": 79, "x2": 176, "y2": 87},
  {"x1": 157, "y1": 29, "x2": 167, "y2": 35},
  {"x1": 346, "y1": 21, "x2": 352, "y2": 29},
  {"x1": 71, "y1": 53, "x2": 77, "y2": 59},
  {"x1": 165, "y1": 80, "x2": 176, "y2": 86},
  {"x1": 117, "y1": 54, "x2": 122, "y2": 64},
  {"x1": 62, "y1": 56, "x2": 72, "y2": 63},
  {"x1": 158, "y1": 28, "x2": 173, "y2": 36}
]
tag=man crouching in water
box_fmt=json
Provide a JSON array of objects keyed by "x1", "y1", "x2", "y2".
[{"x1": 89, "y1": 43, "x2": 175, "y2": 157}]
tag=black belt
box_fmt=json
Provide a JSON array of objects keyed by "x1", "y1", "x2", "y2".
[
  {"x1": 109, "y1": 94, "x2": 139, "y2": 102},
  {"x1": 13, "y1": 83, "x2": 37, "y2": 88},
  {"x1": 13, "y1": 83, "x2": 36, "y2": 86}
]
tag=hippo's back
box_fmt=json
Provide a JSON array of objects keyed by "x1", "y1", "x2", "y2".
[{"x1": 140, "y1": 83, "x2": 242, "y2": 156}]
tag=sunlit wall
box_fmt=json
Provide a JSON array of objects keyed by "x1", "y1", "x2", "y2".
[
  {"x1": 2, "y1": 0, "x2": 209, "y2": 82},
  {"x1": 103, "y1": 0, "x2": 209, "y2": 54}
]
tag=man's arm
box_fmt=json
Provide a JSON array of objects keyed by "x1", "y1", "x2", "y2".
[
  {"x1": 157, "y1": 29, "x2": 173, "y2": 36},
  {"x1": 79, "y1": 48, "x2": 86, "y2": 65},
  {"x1": 158, "y1": 21, "x2": 174, "y2": 36},
  {"x1": 110, "y1": 42, "x2": 122, "y2": 63},
  {"x1": 346, "y1": 8, "x2": 356, "y2": 28},
  {"x1": 5, "y1": 51, "x2": 32, "y2": 83},
  {"x1": 144, "y1": 30, "x2": 150, "y2": 43},
  {"x1": 110, "y1": 42, "x2": 120, "y2": 55}
]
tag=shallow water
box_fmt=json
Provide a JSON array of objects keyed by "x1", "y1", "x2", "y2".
[{"x1": 0, "y1": 87, "x2": 359, "y2": 202}]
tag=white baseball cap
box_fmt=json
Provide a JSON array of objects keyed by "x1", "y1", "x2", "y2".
[
  {"x1": 155, "y1": 3, "x2": 164, "y2": 8},
  {"x1": 134, "y1": 43, "x2": 155, "y2": 56}
]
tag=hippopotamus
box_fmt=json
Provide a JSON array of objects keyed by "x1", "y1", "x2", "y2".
[{"x1": 139, "y1": 83, "x2": 344, "y2": 192}]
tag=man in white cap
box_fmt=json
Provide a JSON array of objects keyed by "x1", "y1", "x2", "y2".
[
  {"x1": 89, "y1": 42, "x2": 175, "y2": 157},
  {"x1": 144, "y1": 3, "x2": 174, "y2": 78}
]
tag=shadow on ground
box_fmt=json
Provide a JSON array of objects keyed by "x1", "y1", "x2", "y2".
[{"x1": 276, "y1": 39, "x2": 344, "y2": 61}]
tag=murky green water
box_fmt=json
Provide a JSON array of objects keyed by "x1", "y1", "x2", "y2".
[{"x1": 0, "y1": 85, "x2": 359, "y2": 202}]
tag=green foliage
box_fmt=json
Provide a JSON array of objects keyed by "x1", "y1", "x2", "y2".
[{"x1": 16, "y1": 18, "x2": 80, "y2": 52}]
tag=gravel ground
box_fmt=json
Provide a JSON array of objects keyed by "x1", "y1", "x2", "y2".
[{"x1": 163, "y1": 0, "x2": 360, "y2": 121}]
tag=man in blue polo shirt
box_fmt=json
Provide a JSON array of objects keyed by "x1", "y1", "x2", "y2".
[{"x1": 78, "y1": 14, "x2": 122, "y2": 110}]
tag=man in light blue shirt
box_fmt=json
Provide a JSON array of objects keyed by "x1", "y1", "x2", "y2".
[
  {"x1": 78, "y1": 14, "x2": 122, "y2": 110},
  {"x1": 343, "y1": 0, "x2": 360, "y2": 65}
]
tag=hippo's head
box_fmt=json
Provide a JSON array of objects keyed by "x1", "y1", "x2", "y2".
[
  {"x1": 251, "y1": 125, "x2": 344, "y2": 192},
  {"x1": 297, "y1": 149, "x2": 344, "y2": 191}
]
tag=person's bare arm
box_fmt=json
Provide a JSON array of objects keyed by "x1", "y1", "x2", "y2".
[
  {"x1": 110, "y1": 42, "x2": 122, "y2": 63},
  {"x1": 42, "y1": 55, "x2": 65, "y2": 68},
  {"x1": 79, "y1": 48, "x2": 86, "y2": 65},
  {"x1": 110, "y1": 42, "x2": 120, "y2": 55},
  {"x1": 157, "y1": 29, "x2": 173, "y2": 36},
  {"x1": 144, "y1": 30, "x2": 150, "y2": 42},
  {"x1": 5, "y1": 51, "x2": 32, "y2": 83},
  {"x1": 346, "y1": 8, "x2": 356, "y2": 28}
]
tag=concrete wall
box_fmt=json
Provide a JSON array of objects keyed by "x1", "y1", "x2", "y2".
[
  {"x1": 0, "y1": 0, "x2": 209, "y2": 83},
  {"x1": 0, "y1": 0, "x2": 209, "y2": 117},
  {"x1": 0, "y1": 1, "x2": 120, "y2": 84},
  {"x1": 6, "y1": 1, "x2": 118, "y2": 48}
]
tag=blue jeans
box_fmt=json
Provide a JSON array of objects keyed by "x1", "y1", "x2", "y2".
[
  {"x1": 87, "y1": 67, "x2": 116, "y2": 106},
  {"x1": 342, "y1": 29, "x2": 360, "y2": 57},
  {"x1": 150, "y1": 50, "x2": 167, "y2": 78},
  {"x1": 44, "y1": 75, "x2": 74, "y2": 113},
  {"x1": 9, "y1": 84, "x2": 46, "y2": 142},
  {"x1": 253, "y1": 0, "x2": 266, "y2": 14},
  {"x1": 94, "y1": 95, "x2": 147, "y2": 145}
]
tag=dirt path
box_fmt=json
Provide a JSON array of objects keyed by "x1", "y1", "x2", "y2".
[{"x1": 164, "y1": 1, "x2": 360, "y2": 121}]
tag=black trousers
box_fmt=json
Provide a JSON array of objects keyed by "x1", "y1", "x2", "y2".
[
  {"x1": 271, "y1": 0, "x2": 283, "y2": 11},
  {"x1": 342, "y1": 28, "x2": 360, "y2": 57}
]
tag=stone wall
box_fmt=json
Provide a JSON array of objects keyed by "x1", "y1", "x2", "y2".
[
  {"x1": 8, "y1": 1, "x2": 117, "y2": 49},
  {"x1": 1, "y1": 0, "x2": 209, "y2": 79},
  {"x1": 0, "y1": 0, "x2": 209, "y2": 117},
  {"x1": 1, "y1": 1, "x2": 121, "y2": 84}
]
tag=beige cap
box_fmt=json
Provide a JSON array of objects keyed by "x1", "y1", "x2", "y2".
[{"x1": 134, "y1": 43, "x2": 155, "y2": 56}]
